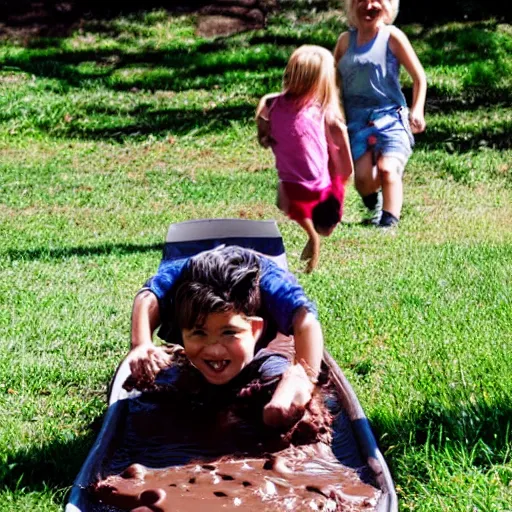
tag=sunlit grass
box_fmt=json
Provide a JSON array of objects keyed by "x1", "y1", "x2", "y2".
[{"x1": 0, "y1": 7, "x2": 511, "y2": 511}]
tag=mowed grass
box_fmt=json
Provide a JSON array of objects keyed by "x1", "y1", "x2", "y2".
[{"x1": 1, "y1": 8, "x2": 511, "y2": 511}]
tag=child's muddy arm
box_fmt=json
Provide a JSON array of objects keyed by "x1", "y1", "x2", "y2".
[
  {"x1": 263, "y1": 308, "x2": 324, "y2": 427},
  {"x1": 131, "y1": 289, "x2": 159, "y2": 349},
  {"x1": 292, "y1": 307, "x2": 324, "y2": 377},
  {"x1": 263, "y1": 363, "x2": 315, "y2": 427},
  {"x1": 128, "y1": 289, "x2": 171, "y2": 380}
]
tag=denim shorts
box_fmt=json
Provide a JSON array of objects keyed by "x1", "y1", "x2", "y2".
[{"x1": 348, "y1": 107, "x2": 414, "y2": 168}]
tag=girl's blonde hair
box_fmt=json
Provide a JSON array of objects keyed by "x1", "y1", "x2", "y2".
[
  {"x1": 345, "y1": 0, "x2": 399, "y2": 27},
  {"x1": 283, "y1": 45, "x2": 343, "y2": 121}
]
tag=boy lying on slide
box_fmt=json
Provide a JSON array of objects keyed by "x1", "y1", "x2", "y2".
[{"x1": 128, "y1": 246, "x2": 325, "y2": 426}]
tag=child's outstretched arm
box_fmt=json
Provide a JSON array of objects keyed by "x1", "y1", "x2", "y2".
[
  {"x1": 263, "y1": 307, "x2": 324, "y2": 427},
  {"x1": 389, "y1": 26, "x2": 427, "y2": 134},
  {"x1": 291, "y1": 306, "x2": 324, "y2": 376},
  {"x1": 128, "y1": 290, "x2": 171, "y2": 380}
]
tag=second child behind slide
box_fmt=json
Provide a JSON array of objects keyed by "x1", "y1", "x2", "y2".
[
  {"x1": 335, "y1": 0, "x2": 427, "y2": 227},
  {"x1": 256, "y1": 45, "x2": 354, "y2": 272}
]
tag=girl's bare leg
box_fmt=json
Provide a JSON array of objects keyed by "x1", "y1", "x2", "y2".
[
  {"x1": 277, "y1": 182, "x2": 289, "y2": 214},
  {"x1": 300, "y1": 238, "x2": 313, "y2": 261},
  {"x1": 377, "y1": 155, "x2": 403, "y2": 219},
  {"x1": 354, "y1": 151, "x2": 383, "y2": 223},
  {"x1": 296, "y1": 218, "x2": 320, "y2": 273},
  {"x1": 354, "y1": 152, "x2": 379, "y2": 197}
]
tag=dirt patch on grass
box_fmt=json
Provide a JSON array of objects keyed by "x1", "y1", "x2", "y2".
[
  {"x1": 196, "y1": 1, "x2": 274, "y2": 37},
  {"x1": 0, "y1": 1, "x2": 275, "y2": 41},
  {"x1": 196, "y1": 14, "x2": 260, "y2": 37}
]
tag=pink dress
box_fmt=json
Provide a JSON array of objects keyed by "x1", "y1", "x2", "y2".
[{"x1": 268, "y1": 94, "x2": 343, "y2": 223}]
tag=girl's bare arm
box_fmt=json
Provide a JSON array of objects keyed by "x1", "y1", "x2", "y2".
[
  {"x1": 326, "y1": 116, "x2": 354, "y2": 184},
  {"x1": 257, "y1": 117, "x2": 272, "y2": 148},
  {"x1": 333, "y1": 31, "x2": 350, "y2": 88},
  {"x1": 389, "y1": 27, "x2": 427, "y2": 134},
  {"x1": 256, "y1": 93, "x2": 279, "y2": 148}
]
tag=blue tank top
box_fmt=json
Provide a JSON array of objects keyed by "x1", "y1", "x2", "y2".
[{"x1": 338, "y1": 25, "x2": 407, "y2": 125}]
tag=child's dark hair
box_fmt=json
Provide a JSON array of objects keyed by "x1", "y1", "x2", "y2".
[{"x1": 174, "y1": 246, "x2": 262, "y2": 330}]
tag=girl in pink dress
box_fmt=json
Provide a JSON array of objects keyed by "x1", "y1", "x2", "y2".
[{"x1": 256, "y1": 45, "x2": 354, "y2": 272}]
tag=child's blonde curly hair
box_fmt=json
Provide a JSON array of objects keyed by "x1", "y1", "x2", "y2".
[{"x1": 344, "y1": 0, "x2": 400, "y2": 27}]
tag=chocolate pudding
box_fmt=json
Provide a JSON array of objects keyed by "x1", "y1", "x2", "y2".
[
  {"x1": 92, "y1": 448, "x2": 379, "y2": 511},
  {"x1": 90, "y1": 341, "x2": 381, "y2": 511}
]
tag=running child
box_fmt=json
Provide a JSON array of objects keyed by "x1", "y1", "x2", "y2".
[
  {"x1": 335, "y1": 0, "x2": 427, "y2": 227},
  {"x1": 256, "y1": 45, "x2": 354, "y2": 272}
]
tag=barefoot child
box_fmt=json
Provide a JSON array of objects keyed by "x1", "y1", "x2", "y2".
[
  {"x1": 256, "y1": 45, "x2": 353, "y2": 272},
  {"x1": 335, "y1": 0, "x2": 427, "y2": 227},
  {"x1": 128, "y1": 246, "x2": 324, "y2": 427}
]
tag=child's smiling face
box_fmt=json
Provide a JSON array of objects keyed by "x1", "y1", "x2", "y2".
[
  {"x1": 356, "y1": 0, "x2": 385, "y2": 25},
  {"x1": 182, "y1": 311, "x2": 264, "y2": 385}
]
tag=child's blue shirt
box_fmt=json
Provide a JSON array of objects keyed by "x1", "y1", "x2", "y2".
[{"x1": 143, "y1": 250, "x2": 317, "y2": 345}]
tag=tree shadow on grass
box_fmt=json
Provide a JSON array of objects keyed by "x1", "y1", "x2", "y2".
[
  {"x1": 0, "y1": 0, "x2": 209, "y2": 38},
  {"x1": 418, "y1": 22, "x2": 508, "y2": 68},
  {"x1": 4, "y1": 21, "x2": 506, "y2": 96},
  {"x1": 415, "y1": 126, "x2": 512, "y2": 153},
  {"x1": 1, "y1": 12, "x2": 510, "y2": 143},
  {"x1": 1, "y1": 432, "x2": 97, "y2": 492},
  {"x1": 72, "y1": 104, "x2": 256, "y2": 140},
  {"x1": 413, "y1": 118, "x2": 512, "y2": 153},
  {"x1": 0, "y1": 99, "x2": 257, "y2": 139},
  {"x1": 4, "y1": 241, "x2": 164, "y2": 262},
  {"x1": 65, "y1": 99, "x2": 512, "y2": 151},
  {"x1": 402, "y1": 84, "x2": 512, "y2": 153},
  {"x1": 1, "y1": 41, "x2": 285, "y2": 88},
  {"x1": 397, "y1": 0, "x2": 510, "y2": 25}
]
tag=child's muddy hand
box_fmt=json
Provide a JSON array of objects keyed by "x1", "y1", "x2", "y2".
[
  {"x1": 127, "y1": 344, "x2": 172, "y2": 385},
  {"x1": 263, "y1": 364, "x2": 314, "y2": 428}
]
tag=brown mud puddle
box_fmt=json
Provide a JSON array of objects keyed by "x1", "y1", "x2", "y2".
[
  {"x1": 93, "y1": 445, "x2": 379, "y2": 511},
  {"x1": 90, "y1": 341, "x2": 380, "y2": 511}
]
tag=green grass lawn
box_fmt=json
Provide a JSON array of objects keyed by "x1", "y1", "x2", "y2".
[{"x1": 1, "y1": 8, "x2": 511, "y2": 511}]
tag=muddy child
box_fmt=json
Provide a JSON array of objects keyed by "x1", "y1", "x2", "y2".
[{"x1": 128, "y1": 245, "x2": 326, "y2": 427}]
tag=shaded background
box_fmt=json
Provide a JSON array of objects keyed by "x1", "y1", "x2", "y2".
[{"x1": 0, "y1": 1, "x2": 510, "y2": 36}]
